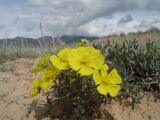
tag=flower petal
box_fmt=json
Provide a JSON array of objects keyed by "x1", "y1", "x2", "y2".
[
  {"x1": 30, "y1": 88, "x2": 39, "y2": 97},
  {"x1": 78, "y1": 65, "x2": 94, "y2": 76},
  {"x1": 58, "y1": 48, "x2": 71, "y2": 61},
  {"x1": 50, "y1": 55, "x2": 68, "y2": 70},
  {"x1": 100, "y1": 64, "x2": 109, "y2": 72},
  {"x1": 97, "y1": 83, "x2": 109, "y2": 95},
  {"x1": 108, "y1": 85, "x2": 121, "y2": 97},
  {"x1": 41, "y1": 66, "x2": 60, "y2": 82},
  {"x1": 86, "y1": 46, "x2": 100, "y2": 59},
  {"x1": 93, "y1": 71, "x2": 103, "y2": 85},
  {"x1": 40, "y1": 80, "x2": 53, "y2": 91},
  {"x1": 69, "y1": 57, "x2": 81, "y2": 71},
  {"x1": 108, "y1": 69, "x2": 122, "y2": 84},
  {"x1": 89, "y1": 54, "x2": 105, "y2": 69},
  {"x1": 71, "y1": 47, "x2": 86, "y2": 60},
  {"x1": 32, "y1": 78, "x2": 41, "y2": 89}
]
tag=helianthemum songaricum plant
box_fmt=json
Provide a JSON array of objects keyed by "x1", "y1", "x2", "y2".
[{"x1": 30, "y1": 39, "x2": 122, "y2": 118}]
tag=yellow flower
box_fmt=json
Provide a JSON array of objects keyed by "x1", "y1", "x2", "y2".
[
  {"x1": 69, "y1": 46, "x2": 104, "y2": 76},
  {"x1": 81, "y1": 39, "x2": 89, "y2": 45},
  {"x1": 41, "y1": 65, "x2": 60, "y2": 81},
  {"x1": 50, "y1": 48, "x2": 71, "y2": 70},
  {"x1": 40, "y1": 66, "x2": 60, "y2": 91},
  {"x1": 76, "y1": 39, "x2": 89, "y2": 47},
  {"x1": 30, "y1": 78, "x2": 41, "y2": 97},
  {"x1": 32, "y1": 53, "x2": 51, "y2": 73},
  {"x1": 93, "y1": 68, "x2": 122, "y2": 97}
]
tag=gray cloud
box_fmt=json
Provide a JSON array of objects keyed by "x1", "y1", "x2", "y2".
[
  {"x1": 118, "y1": 14, "x2": 133, "y2": 24},
  {"x1": 151, "y1": 19, "x2": 160, "y2": 25},
  {"x1": 136, "y1": 19, "x2": 160, "y2": 29},
  {"x1": 26, "y1": 0, "x2": 160, "y2": 36},
  {"x1": 0, "y1": 0, "x2": 160, "y2": 38},
  {"x1": 0, "y1": 25, "x2": 5, "y2": 30}
]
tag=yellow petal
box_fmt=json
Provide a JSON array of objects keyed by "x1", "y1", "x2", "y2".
[
  {"x1": 30, "y1": 88, "x2": 39, "y2": 97},
  {"x1": 41, "y1": 80, "x2": 53, "y2": 91},
  {"x1": 78, "y1": 65, "x2": 94, "y2": 76},
  {"x1": 101, "y1": 71, "x2": 108, "y2": 79},
  {"x1": 93, "y1": 71, "x2": 103, "y2": 85},
  {"x1": 97, "y1": 83, "x2": 109, "y2": 95},
  {"x1": 108, "y1": 85, "x2": 121, "y2": 97},
  {"x1": 32, "y1": 78, "x2": 41, "y2": 89},
  {"x1": 89, "y1": 54, "x2": 104, "y2": 69},
  {"x1": 69, "y1": 57, "x2": 81, "y2": 71},
  {"x1": 71, "y1": 47, "x2": 87, "y2": 60},
  {"x1": 100, "y1": 64, "x2": 109, "y2": 72},
  {"x1": 31, "y1": 67, "x2": 41, "y2": 74},
  {"x1": 108, "y1": 69, "x2": 122, "y2": 84},
  {"x1": 32, "y1": 53, "x2": 50, "y2": 73},
  {"x1": 86, "y1": 46, "x2": 100, "y2": 59},
  {"x1": 58, "y1": 48, "x2": 71, "y2": 61},
  {"x1": 41, "y1": 67, "x2": 59, "y2": 82},
  {"x1": 50, "y1": 55, "x2": 68, "y2": 70}
]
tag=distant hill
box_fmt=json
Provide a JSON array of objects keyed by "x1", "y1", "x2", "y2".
[
  {"x1": 95, "y1": 27, "x2": 160, "y2": 46},
  {"x1": 0, "y1": 36, "x2": 48, "y2": 47},
  {"x1": 0, "y1": 35, "x2": 98, "y2": 47},
  {"x1": 1, "y1": 27, "x2": 159, "y2": 47},
  {"x1": 60, "y1": 35, "x2": 98, "y2": 43}
]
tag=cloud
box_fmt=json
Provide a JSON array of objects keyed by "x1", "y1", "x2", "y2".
[
  {"x1": 26, "y1": 0, "x2": 160, "y2": 36},
  {"x1": 0, "y1": 25, "x2": 5, "y2": 30},
  {"x1": 28, "y1": 0, "x2": 45, "y2": 5},
  {"x1": 138, "y1": 20, "x2": 152, "y2": 28},
  {"x1": 0, "y1": 0, "x2": 160, "y2": 38},
  {"x1": 118, "y1": 14, "x2": 133, "y2": 24}
]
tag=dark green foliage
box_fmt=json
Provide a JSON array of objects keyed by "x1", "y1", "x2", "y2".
[
  {"x1": 45, "y1": 70, "x2": 106, "y2": 119},
  {"x1": 93, "y1": 39, "x2": 160, "y2": 105}
]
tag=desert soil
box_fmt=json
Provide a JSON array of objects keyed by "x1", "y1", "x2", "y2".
[{"x1": 0, "y1": 58, "x2": 159, "y2": 120}]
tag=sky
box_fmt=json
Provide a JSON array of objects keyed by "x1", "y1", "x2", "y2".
[{"x1": 0, "y1": 0, "x2": 160, "y2": 38}]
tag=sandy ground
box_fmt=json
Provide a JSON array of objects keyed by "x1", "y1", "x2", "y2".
[
  {"x1": 0, "y1": 58, "x2": 50, "y2": 120},
  {"x1": 98, "y1": 94, "x2": 160, "y2": 120},
  {"x1": 0, "y1": 58, "x2": 160, "y2": 120}
]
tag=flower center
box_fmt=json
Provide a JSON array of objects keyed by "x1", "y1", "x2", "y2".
[
  {"x1": 80, "y1": 54, "x2": 90, "y2": 63},
  {"x1": 80, "y1": 61, "x2": 87, "y2": 65},
  {"x1": 101, "y1": 78, "x2": 109, "y2": 84}
]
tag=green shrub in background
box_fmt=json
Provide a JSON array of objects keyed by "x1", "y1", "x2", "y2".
[{"x1": 93, "y1": 39, "x2": 160, "y2": 107}]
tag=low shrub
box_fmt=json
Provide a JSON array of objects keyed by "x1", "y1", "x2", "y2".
[
  {"x1": 30, "y1": 39, "x2": 122, "y2": 118},
  {"x1": 94, "y1": 39, "x2": 160, "y2": 107}
]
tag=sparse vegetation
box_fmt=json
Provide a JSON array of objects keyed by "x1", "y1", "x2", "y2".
[
  {"x1": 0, "y1": 63, "x2": 16, "y2": 72},
  {"x1": 93, "y1": 39, "x2": 160, "y2": 107},
  {"x1": 0, "y1": 36, "x2": 98, "y2": 64},
  {"x1": 0, "y1": 38, "x2": 59, "y2": 64}
]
